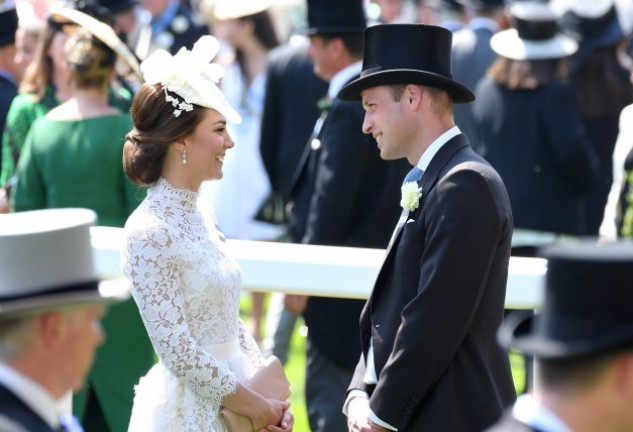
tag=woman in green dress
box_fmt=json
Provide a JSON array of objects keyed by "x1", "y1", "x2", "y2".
[
  {"x1": 11, "y1": 26, "x2": 154, "y2": 432},
  {"x1": 0, "y1": 1, "x2": 131, "y2": 211}
]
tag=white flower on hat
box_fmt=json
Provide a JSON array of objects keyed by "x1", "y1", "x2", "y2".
[{"x1": 141, "y1": 35, "x2": 242, "y2": 123}]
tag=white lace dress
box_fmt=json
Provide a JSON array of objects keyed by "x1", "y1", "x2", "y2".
[{"x1": 120, "y1": 178, "x2": 265, "y2": 431}]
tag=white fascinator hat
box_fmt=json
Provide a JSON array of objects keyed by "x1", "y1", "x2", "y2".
[
  {"x1": 0, "y1": 208, "x2": 129, "y2": 318},
  {"x1": 140, "y1": 35, "x2": 242, "y2": 123}
]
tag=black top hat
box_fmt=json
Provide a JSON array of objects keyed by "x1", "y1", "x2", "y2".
[
  {"x1": 498, "y1": 241, "x2": 633, "y2": 360},
  {"x1": 0, "y1": 7, "x2": 18, "y2": 47},
  {"x1": 338, "y1": 24, "x2": 474, "y2": 103},
  {"x1": 305, "y1": 0, "x2": 366, "y2": 36},
  {"x1": 97, "y1": 0, "x2": 138, "y2": 14}
]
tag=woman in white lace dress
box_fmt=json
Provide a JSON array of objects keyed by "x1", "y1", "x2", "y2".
[{"x1": 119, "y1": 36, "x2": 293, "y2": 432}]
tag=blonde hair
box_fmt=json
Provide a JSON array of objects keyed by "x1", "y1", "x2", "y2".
[{"x1": 65, "y1": 28, "x2": 116, "y2": 89}]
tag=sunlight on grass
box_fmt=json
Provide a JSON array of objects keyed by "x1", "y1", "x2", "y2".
[{"x1": 241, "y1": 293, "x2": 527, "y2": 432}]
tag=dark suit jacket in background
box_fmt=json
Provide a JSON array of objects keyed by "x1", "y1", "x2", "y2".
[
  {"x1": 0, "y1": 383, "x2": 57, "y2": 432},
  {"x1": 0, "y1": 73, "x2": 18, "y2": 171},
  {"x1": 472, "y1": 77, "x2": 599, "y2": 235},
  {"x1": 349, "y1": 134, "x2": 516, "y2": 431},
  {"x1": 260, "y1": 40, "x2": 328, "y2": 207},
  {"x1": 288, "y1": 77, "x2": 409, "y2": 369},
  {"x1": 451, "y1": 25, "x2": 498, "y2": 153}
]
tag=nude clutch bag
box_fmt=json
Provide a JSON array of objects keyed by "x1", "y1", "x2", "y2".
[{"x1": 220, "y1": 356, "x2": 291, "y2": 432}]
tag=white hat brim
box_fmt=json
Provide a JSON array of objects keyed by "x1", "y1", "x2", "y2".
[
  {"x1": 491, "y1": 28, "x2": 579, "y2": 60},
  {"x1": 49, "y1": 5, "x2": 142, "y2": 80}
]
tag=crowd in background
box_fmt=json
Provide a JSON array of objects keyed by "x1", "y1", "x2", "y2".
[{"x1": 1, "y1": 0, "x2": 633, "y2": 430}]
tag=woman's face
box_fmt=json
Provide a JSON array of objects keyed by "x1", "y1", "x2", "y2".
[
  {"x1": 14, "y1": 28, "x2": 39, "y2": 80},
  {"x1": 47, "y1": 30, "x2": 70, "y2": 75},
  {"x1": 182, "y1": 108, "x2": 235, "y2": 185}
]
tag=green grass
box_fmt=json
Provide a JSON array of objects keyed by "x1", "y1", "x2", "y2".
[{"x1": 241, "y1": 294, "x2": 527, "y2": 432}]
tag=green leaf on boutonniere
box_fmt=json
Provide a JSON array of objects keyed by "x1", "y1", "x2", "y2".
[{"x1": 317, "y1": 96, "x2": 332, "y2": 113}]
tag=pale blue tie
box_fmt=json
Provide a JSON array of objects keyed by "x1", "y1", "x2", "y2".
[{"x1": 403, "y1": 166, "x2": 424, "y2": 185}]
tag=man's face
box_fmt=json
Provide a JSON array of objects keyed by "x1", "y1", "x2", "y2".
[
  {"x1": 361, "y1": 85, "x2": 415, "y2": 161},
  {"x1": 307, "y1": 35, "x2": 336, "y2": 81},
  {"x1": 57, "y1": 305, "x2": 105, "y2": 393}
]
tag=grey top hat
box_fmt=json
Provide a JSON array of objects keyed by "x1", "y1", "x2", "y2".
[
  {"x1": 0, "y1": 208, "x2": 128, "y2": 318},
  {"x1": 338, "y1": 23, "x2": 474, "y2": 102},
  {"x1": 498, "y1": 241, "x2": 633, "y2": 360}
]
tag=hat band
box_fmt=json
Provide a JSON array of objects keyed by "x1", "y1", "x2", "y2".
[
  {"x1": 514, "y1": 16, "x2": 558, "y2": 41},
  {"x1": 0, "y1": 280, "x2": 99, "y2": 303}
]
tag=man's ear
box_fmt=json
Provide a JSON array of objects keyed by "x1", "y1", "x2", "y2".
[
  {"x1": 406, "y1": 84, "x2": 422, "y2": 108},
  {"x1": 39, "y1": 312, "x2": 66, "y2": 350}
]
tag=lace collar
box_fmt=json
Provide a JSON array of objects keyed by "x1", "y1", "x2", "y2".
[{"x1": 150, "y1": 177, "x2": 199, "y2": 209}]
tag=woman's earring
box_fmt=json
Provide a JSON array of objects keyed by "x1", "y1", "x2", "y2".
[{"x1": 182, "y1": 148, "x2": 187, "y2": 165}]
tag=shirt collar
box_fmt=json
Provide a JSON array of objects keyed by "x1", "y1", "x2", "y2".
[
  {"x1": 0, "y1": 362, "x2": 64, "y2": 429},
  {"x1": 329, "y1": 60, "x2": 362, "y2": 100},
  {"x1": 513, "y1": 394, "x2": 573, "y2": 432},
  {"x1": 415, "y1": 125, "x2": 461, "y2": 172},
  {"x1": 151, "y1": 0, "x2": 179, "y2": 35}
]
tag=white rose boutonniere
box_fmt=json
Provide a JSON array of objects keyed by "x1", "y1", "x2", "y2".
[{"x1": 400, "y1": 182, "x2": 423, "y2": 212}]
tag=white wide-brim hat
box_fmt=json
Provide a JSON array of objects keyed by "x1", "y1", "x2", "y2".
[
  {"x1": 491, "y1": 29, "x2": 578, "y2": 60},
  {"x1": 491, "y1": 1, "x2": 578, "y2": 61},
  {"x1": 0, "y1": 208, "x2": 129, "y2": 318},
  {"x1": 49, "y1": 4, "x2": 142, "y2": 80},
  {"x1": 211, "y1": 0, "x2": 270, "y2": 20}
]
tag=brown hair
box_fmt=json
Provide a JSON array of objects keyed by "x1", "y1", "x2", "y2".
[
  {"x1": 570, "y1": 44, "x2": 633, "y2": 119},
  {"x1": 64, "y1": 29, "x2": 116, "y2": 89},
  {"x1": 123, "y1": 84, "x2": 206, "y2": 186},
  {"x1": 488, "y1": 56, "x2": 569, "y2": 90}
]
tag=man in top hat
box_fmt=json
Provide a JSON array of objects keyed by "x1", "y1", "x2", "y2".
[
  {"x1": 487, "y1": 241, "x2": 633, "y2": 432},
  {"x1": 0, "y1": 3, "x2": 19, "y2": 169},
  {"x1": 284, "y1": 0, "x2": 409, "y2": 430},
  {"x1": 0, "y1": 208, "x2": 128, "y2": 432},
  {"x1": 451, "y1": 0, "x2": 509, "y2": 153},
  {"x1": 338, "y1": 23, "x2": 516, "y2": 431}
]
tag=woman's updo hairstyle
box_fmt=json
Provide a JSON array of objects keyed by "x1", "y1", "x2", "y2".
[
  {"x1": 123, "y1": 83, "x2": 206, "y2": 186},
  {"x1": 64, "y1": 28, "x2": 116, "y2": 89}
]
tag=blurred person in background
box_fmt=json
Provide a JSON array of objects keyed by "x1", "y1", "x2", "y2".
[
  {"x1": 0, "y1": 3, "x2": 19, "y2": 173},
  {"x1": 14, "y1": 0, "x2": 45, "y2": 83},
  {"x1": 0, "y1": 208, "x2": 129, "y2": 432},
  {"x1": 131, "y1": 0, "x2": 208, "y2": 60},
  {"x1": 555, "y1": 0, "x2": 633, "y2": 236},
  {"x1": 452, "y1": 0, "x2": 508, "y2": 153},
  {"x1": 202, "y1": 0, "x2": 281, "y2": 345},
  {"x1": 0, "y1": 0, "x2": 132, "y2": 213},
  {"x1": 472, "y1": 1, "x2": 599, "y2": 254},
  {"x1": 259, "y1": 33, "x2": 328, "y2": 364},
  {"x1": 10, "y1": 22, "x2": 152, "y2": 432},
  {"x1": 487, "y1": 241, "x2": 633, "y2": 432}
]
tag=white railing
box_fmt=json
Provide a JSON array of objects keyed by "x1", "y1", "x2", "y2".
[{"x1": 92, "y1": 226, "x2": 545, "y2": 309}]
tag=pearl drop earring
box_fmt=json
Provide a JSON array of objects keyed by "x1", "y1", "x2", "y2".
[{"x1": 182, "y1": 148, "x2": 187, "y2": 164}]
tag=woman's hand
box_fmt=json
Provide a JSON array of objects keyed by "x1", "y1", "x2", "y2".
[
  {"x1": 252, "y1": 399, "x2": 289, "y2": 431},
  {"x1": 264, "y1": 407, "x2": 294, "y2": 431}
]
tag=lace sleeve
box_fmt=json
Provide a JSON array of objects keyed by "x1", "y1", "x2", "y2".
[
  {"x1": 121, "y1": 224, "x2": 238, "y2": 406},
  {"x1": 238, "y1": 318, "x2": 265, "y2": 367}
]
